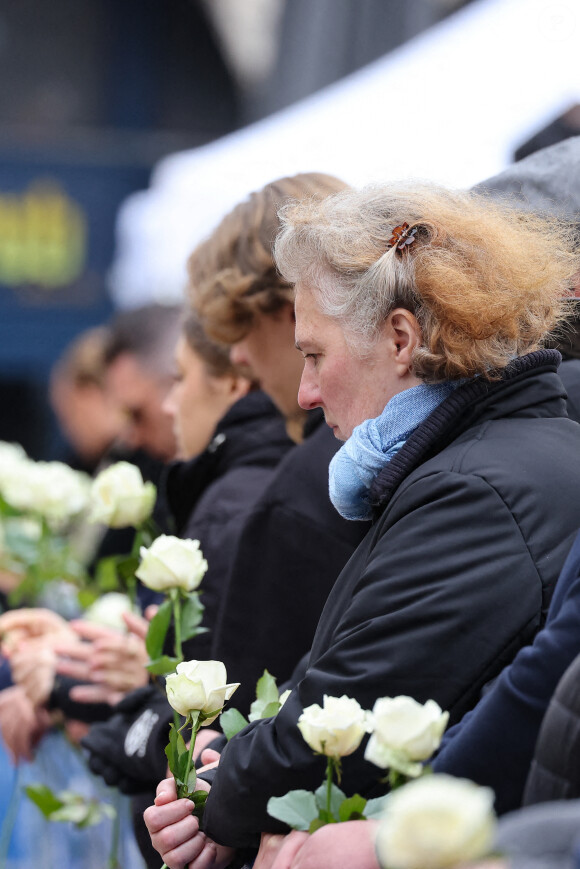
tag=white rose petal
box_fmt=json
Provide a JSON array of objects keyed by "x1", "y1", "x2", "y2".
[
  {"x1": 2, "y1": 459, "x2": 91, "y2": 524},
  {"x1": 84, "y1": 593, "x2": 136, "y2": 633},
  {"x1": 297, "y1": 694, "x2": 371, "y2": 758},
  {"x1": 165, "y1": 659, "x2": 240, "y2": 724},
  {"x1": 365, "y1": 696, "x2": 449, "y2": 776},
  {"x1": 375, "y1": 774, "x2": 496, "y2": 869},
  {"x1": 135, "y1": 535, "x2": 208, "y2": 593},
  {"x1": 90, "y1": 462, "x2": 156, "y2": 528}
]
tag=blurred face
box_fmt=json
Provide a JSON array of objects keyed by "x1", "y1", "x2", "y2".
[
  {"x1": 163, "y1": 337, "x2": 248, "y2": 460},
  {"x1": 50, "y1": 379, "x2": 124, "y2": 464},
  {"x1": 106, "y1": 353, "x2": 176, "y2": 461},
  {"x1": 229, "y1": 304, "x2": 305, "y2": 423},
  {"x1": 295, "y1": 285, "x2": 422, "y2": 441}
]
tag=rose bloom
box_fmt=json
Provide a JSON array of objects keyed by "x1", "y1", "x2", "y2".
[
  {"x1": 2, "y1": 459, "x2": 90, "y2": 524},
  {"x1": 375, "y1": 774, "x2": 496, "y2": 869},
  {"x1": 90, "y1": 461, "x2": 156, "y2": 529},
  {"x1": 297, "y1": 694, "x2": 371, "y2": 758},
  {"x1": 365, "y1": 695, "x2": 449, "y2": 776},
  {"x1": 84, "y1": 592, "x2": 136, "y2": 633},
  {"x1": 165, "y1": 660, "x2": 239, "y2": 723},
  {"x1": 136, "y1": 535, "x2": 208, "y2": 593}
]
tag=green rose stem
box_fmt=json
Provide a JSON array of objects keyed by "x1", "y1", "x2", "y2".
[
  {"x1": 388, "y1": 768, "x2": 407, "y2": 791},
  {"x1": 159, "y1": 711, "x2": 203, "y2": 869},
  {"x1": 325, "y1": 756, "x2": 341, "y2": 818},
  {"x1": 170, "y1": 589, "x2": 183, "y2": 662},
  {"x1": 0, "y1": 764, "x2": 21, "y2": 868}
]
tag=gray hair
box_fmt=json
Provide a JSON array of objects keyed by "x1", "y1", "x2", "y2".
[{"x1": 274, "y1": 182, "x2": 577, "y2": 381}]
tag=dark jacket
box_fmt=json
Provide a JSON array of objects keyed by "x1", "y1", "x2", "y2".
[
  {"x1": 209, "y1": 409, "x2": 370, "y2": 715},
  {"x1": 164, "y1": 390, "x2": 293, "y2": 660},
  {"x1": 522, "y1": 650, "x2": 580, "y2": 807},
  {"x1": 202, "y1": 350, "x2": 580, "y2": 849},
  {"x1": 434, "y1": 527, "x2": 580, "y2": 814}
]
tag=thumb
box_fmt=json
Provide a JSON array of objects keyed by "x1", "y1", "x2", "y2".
[{"x1": 200, "y1": 748, "x2": 221, "y2": 767}]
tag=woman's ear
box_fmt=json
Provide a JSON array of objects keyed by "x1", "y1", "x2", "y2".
[{"x1": 388, "y1": 309, "x2": 422, "y2": 375}]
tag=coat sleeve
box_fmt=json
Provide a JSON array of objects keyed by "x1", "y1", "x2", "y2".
[
  {"x1": 433, "y1": 530, "x2": 580, "y2": 814},
  {"x1": 202, "y1": 471, "x2": 545, "y2": 847}
]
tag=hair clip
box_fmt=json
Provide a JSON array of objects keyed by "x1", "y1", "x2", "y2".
[{"x1": 387, "y1": 222, "x2": 417, "y2": 251}]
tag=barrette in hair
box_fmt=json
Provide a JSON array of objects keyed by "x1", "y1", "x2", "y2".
[{"x1": 388, "y1": 222, "x2": 417, "y2": 251}]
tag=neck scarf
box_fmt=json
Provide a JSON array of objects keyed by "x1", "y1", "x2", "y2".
[{"x1": 329, "y1": 381, "x2": 461, "y2": 520}]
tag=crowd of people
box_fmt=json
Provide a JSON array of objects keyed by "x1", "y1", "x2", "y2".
[{"x1": 2, "y1": 137, "x2": 580, "y2": 869}]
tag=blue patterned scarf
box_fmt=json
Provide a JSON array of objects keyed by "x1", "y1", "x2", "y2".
[{"x1": 329, "y1": 381, "x2": 461, "y2": 520}]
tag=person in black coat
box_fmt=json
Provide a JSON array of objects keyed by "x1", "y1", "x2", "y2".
[{"x1": 144, "y1": 181, "x2": 580, "y2": 868}]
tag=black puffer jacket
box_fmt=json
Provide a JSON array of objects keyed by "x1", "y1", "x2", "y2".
[
  {"x1": 523, "y1": 651, "x2": 580, "y2": 806},
  {"x1": 164, "y1": 390, "x2": 293, "y2": 659},
  {"x1": 209, "y1": 409, "x2": 370, "y2": 715},
  {"x1": 203, "y1": 350, "x2": 580, "y2": 848}
]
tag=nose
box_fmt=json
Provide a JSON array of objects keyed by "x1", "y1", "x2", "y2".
[
  {"x1": 297, "y1": 365, "x2": 322, "y2": 410},
  {"x1": 162, "y1": 384, "x2": 177, "y2": 419}
]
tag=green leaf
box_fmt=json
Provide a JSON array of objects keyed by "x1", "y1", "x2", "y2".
[
  {"x1": 145, "y1": 599, "x2": 172, "y2": 659},
  {"x1": 267, "y1": 790, "x2": 318, "y2": 831},
  {"x1": 314, "y1": 782, "x2": 346, "y2": 821},
  {"x1": 179, "y1": 593, "x2": 205, "y2": 642},
  {"x1": 25, "y1": 784, "x2": 65, "y2": 817},
  {"x1": 308, "y1": 817, "x2": 329, "y2": 833},
  {"x1": 338, "y1": 794, "x2": 367, "y2": 822},
  {"x1": 165, "y1": 723, "x2": 188, "y2": 780},
  {"x1": 219, "y1": 708, "x2": 249, "y2": 740},
  {"x1": 363, "y1": 794, "x2": 391, "y2": 819},
  {"x1": 249, "y1": 670, "x2": 280, "y2": 721},
  {"x1": 146, "y1": 655, "x2": 181, "y2": 676},
  {"x1": 187, "y1": 766, "x2": 197, "y2": 793},
  {"x1": 191, "y1": 789, "x2": 208, "y2": 820},
  {"x1": 117, "y1": 555, "x2": 139, "y2": 583}
]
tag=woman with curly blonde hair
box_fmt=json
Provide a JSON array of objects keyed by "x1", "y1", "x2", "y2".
[{"x1": 145, "y1": 182, "x2": 580, "y2": 869}]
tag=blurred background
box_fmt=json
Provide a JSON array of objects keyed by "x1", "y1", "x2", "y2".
[{"x1": 0, "y1": 0, "x2": 578, "y2": 460}]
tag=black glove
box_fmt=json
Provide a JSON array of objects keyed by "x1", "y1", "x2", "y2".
[
  {"x1": 81, "y1": 685, "x2": 173, "y2": 794},
  {"x1": 48, "y1": 675, "x2": 114, "y2": 723}
]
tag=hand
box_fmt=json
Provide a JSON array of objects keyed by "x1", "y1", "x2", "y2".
[
  {"x1": 193, "y1": 728, "x2": 221, "y2": 763},
  {"x1": 145, "y1": 777, "x2": 234, "y2": 869},
  {"x1": 0, "y1": 608, "x2": 76, "y2": 655},
  {"x1": 56, "y1": 620, "x2": 148, "y2": 701},
  {"x1": 9, "y1": 637, "x2": 57, "y2": 706},
  {"x1": 254, "y1": 832, "x2": 309, "y2": 869},
  {"x1": 0, "y1": 685, "x2": 51, "y2": 763},
  {"x1": 266, "y1": 821, "x2": 380, "y2": 869}
]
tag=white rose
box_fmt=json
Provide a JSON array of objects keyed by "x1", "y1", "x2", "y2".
[
  {"x1": 2, "y1": 460, "x2": 90, "y2": 524},
  {"x1": 374, "y1": 774, "x2": 496, "y2": 869},
  {"x1": 297, "y1": 694, "x2": 371, "y2": 758},
  {"x1": 365, "y1": 696, "x2": 449, "y2": 777},
  {"x1": 84, "y1": 593, "x2": 136, "y2": 633},
  {"x1": 0, "y1": 441, "x2": 27, "y2": 492},
  {"x1": 165, "y1": 659, "x2": 240, "y2": 723},
  {"x1": 135, "y1": 535, "x2": 208, "y2": 593},
  {"x1": 90, "y1": 462, "x2": 156, "y2": 528}
]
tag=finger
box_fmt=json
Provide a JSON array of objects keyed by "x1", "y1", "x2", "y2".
[
  {"x1": 55, "y1": 641, "x2": 92, "y2": 661},
  {"x1": 188, "y1": 841, "x2": 219, "y2": 869},
  {"x1": 144, "y1": 799, "x2": 197, "y2": 835},
  {"x1": 69, "y1": 684, "x2": 120, "y2": 705},
  {"x1": 197, "y1": 760, "x2": 219, "y2": 775},
  {"x1": 124, "y1": 611, "x2": 149, "y2": 639},
  {"x1": 271, "y1": 831, "x2": 310, "y2": 869},
  {"x1": 55, "y1": 659, "x2": 92, "y2": 681},
  {"x1": 144, "y1": 604, "x2": 159, "y2": 621},
  {"x1": 69, "y1": 620, "x2": 116, "y2": 642},
  {"x1": 156, "y1": 776, "x2": 178, "y2": 801},
  {"x1": 200, "y1": 749, "x2": 221, "y2": 767},
  {"x1": 159, "y1": 825, "x2": 207, "y2": 869}
]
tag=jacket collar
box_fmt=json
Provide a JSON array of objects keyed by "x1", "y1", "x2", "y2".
[{"x1": 369, "y1": 349, "x2": 564, "y2": 509}]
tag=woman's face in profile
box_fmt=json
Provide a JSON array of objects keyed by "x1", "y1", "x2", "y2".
[
  {"x1": 163, "y1": 336, "x2": 241, "y2": 460},
  {"x1": 294, "y1": 285, "x2": 416, "y2": 441}
]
